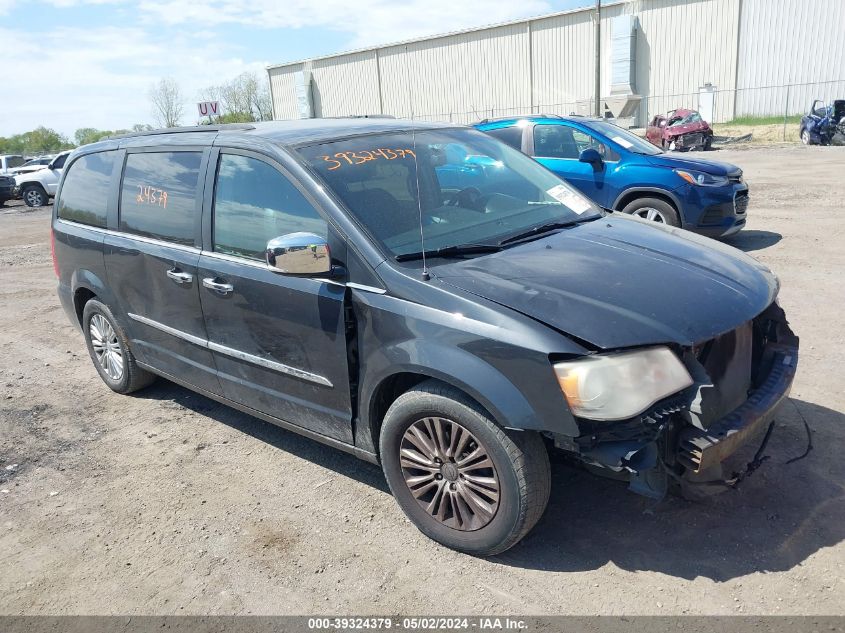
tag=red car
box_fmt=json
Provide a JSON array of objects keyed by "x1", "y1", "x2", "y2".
[{"x1": 646, "y1": 109, "x2": 714, "y2": 151}]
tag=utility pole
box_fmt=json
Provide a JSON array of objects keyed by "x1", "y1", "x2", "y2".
[{"x1": 594, "y1": 0, "x2": 601, "y2": 117}]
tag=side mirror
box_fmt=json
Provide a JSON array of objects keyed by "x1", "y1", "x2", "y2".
[
  {"x1": 579, "y1": 148, "x2": 603, "y2": 167},
  {"x1": 265, "y1": 232, "x2": 331, "y2": 276}
]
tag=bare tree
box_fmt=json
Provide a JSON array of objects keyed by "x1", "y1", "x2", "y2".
[
  {"x1": 149, "y1": 78, "x2": 185, "y2": 128},
  {"x1": 198, "y1": 72, "x2": 273, "y2": 123}
]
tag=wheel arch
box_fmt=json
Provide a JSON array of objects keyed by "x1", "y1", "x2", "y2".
[
  {"x1": 613, "y1": 187, "x2": 682, "y2": 215},
  {"x1": 73, "y1": 286, "x2": 97, "y2": 326},
  {"x1": 18, "y1": 180, "x2": 49, "y2": 193},
  {"x1": 357, "y1": 340, "x2": 578, "y2": 459},
  {"x1": 70, "y1": 269, "x2": 119, "y2": 328},
  {"x1": 364, "y1": 369, "x2": 507, "y2": 462}
]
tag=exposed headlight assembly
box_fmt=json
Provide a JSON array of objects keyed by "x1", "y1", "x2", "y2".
[
  {"x1": 553, "y1": 347, "x2": 693, "y2": 421},
  {"x1": 675, "y1": 169, "x2": 729, "y2": 187}
]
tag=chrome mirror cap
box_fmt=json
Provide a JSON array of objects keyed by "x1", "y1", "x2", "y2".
[{"x1": 265, "y1": 232, "x2": 331, "y2": 275}]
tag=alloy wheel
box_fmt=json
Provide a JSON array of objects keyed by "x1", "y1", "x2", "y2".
[
  {"x1": 89, "y1": 313, "x2": 124, "y2": 381},
  {"x1": 634, "y1": 207, "x2": 667, "y2": 223},
  {"x1": 399, "y1": 417, "x2": 500, "y2": 531},
  {"x1": 25, "y1": 190, "x2": 43, "y2": 206}
]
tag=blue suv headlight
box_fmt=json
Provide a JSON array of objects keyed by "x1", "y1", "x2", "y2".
[{"x1": 675, "y1": 169, "x2": 730, "y2": 187}]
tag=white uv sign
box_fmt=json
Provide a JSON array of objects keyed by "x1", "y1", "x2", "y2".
[{"x1": 197, "y1": 101, "x2": 220, "y2": 117}]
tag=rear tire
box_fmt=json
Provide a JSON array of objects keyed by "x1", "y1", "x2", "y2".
[
  {"x1": 82, "y1": 299, "x2": 155, "y2": 394},
  {"x1": 379, "y1": 380, "x2": 551, "y2": 556},
  {"x1": 621, "y1": 196, "x2": 681, "y2": 227},
  {"x1": 800, "y1": 128, "x2": 812, "y2": 145},
  {"x1": 22, "y1": 185, "x2": 48, "y2": 207}
]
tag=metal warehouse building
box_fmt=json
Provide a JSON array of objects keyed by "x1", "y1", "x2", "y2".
[{"x1": 267, "y1": 0, "x2": 845, "y2": 126}]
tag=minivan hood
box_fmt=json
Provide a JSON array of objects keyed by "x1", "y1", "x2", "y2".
[
  {"x1": 645, "y1": 153, "x2": 740, "y2": 176},
  {"x1": 433, "y1": 217, "x2": 776, "y2": 349}
]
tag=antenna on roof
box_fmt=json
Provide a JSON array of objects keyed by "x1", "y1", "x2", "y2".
[
  {"x1": 403, "y1": 45, "x2": 415, "y2": 120},
  {"x1": 402, "y1": 48, "x2": 427, "y2": 278},
  {"x1": 411, "y1": 130, "x2": 429, "y2": 281}
]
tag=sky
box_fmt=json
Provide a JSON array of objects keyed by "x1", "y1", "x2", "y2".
[{"x1": 0, "y1": 0, "x2": 592, "y2": 139}]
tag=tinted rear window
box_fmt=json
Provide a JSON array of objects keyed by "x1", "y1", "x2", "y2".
[
  {"x1": 484, "y1": 126, "x2": 524, "y2": 151},
  {"x1": 57, "y1": 151, "x2": 119, "y2": 228},
  {"x1": 119, "y1": 152, "x2": 203, "y2": 246}
]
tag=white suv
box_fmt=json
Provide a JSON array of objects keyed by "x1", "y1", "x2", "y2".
[
  {"x1": 0, "y1": 154, "x2": 26, "y2": 175},
  {"x1": 15, "y1": 151, "x2": 70, "y2": 207}
]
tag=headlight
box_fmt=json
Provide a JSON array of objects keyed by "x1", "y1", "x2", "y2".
[
  {"x1": 553, "y1": 347, "x2": 693, "y2": 421},
  {"x1": 675, "y1": 169, "x2": 729, "y2": 187}
]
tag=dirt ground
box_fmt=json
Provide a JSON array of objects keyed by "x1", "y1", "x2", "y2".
[
  {"x1": 712, "y1": 123, "x2": 800, "y2": 144},
  {"x1": 1, "y1": 145, "x2": 843, "y2": 616}
]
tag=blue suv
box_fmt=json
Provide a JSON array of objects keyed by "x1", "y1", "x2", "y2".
[{"x1": 475, "y1": 115, "x2": 749, "y2": 238}]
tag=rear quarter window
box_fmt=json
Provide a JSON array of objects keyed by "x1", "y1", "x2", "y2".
[
  {"x1": 57, "y1": 151, "x2": 120, "y2": 228},
  {"x1": 119, "y1": 151, "x2": 203, "y2": 246},
  {"x1": 484, "y1": 126, "x2": 524, "y2": 151}
]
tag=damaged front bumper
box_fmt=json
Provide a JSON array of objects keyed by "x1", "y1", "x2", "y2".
[
  {"x1": 559, "y1": 302, "x2": 799, "y2": 499},
  {"x1": 677, "y1": 345, "x2": 797, "y2": 474}
]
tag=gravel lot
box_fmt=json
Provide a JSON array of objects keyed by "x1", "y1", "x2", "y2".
[{"x1": 1, "y1": 144, "x2": 843, "y2": 615}]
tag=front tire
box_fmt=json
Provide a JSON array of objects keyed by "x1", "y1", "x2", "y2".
[
  {"x1": 379, "y1": 380, "x2": 550, "y2": 556},
  {"x1": 621, "y1": 196, "x2": 681, "y2": 227},
  {"x1": 22, "y1": 185, "x2": 48, "y2": 207},
  {"x1": 82, "y1": 299, "x2": 155, "y2": 394},
  {"x1": 800, "y1": 129, "x2": 812, "y2": 145}
]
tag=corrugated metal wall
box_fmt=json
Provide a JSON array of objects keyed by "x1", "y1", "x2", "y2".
[
  {"x1": 268, "y1": 0, "x2": 844, "y2": 125},
  {"x1": 530, "y1": 8, "x2": 597, "y2": 115},
  {"x1": 633, "y1": 0, "x2": 740, "y2": 122},
  {"x1": 310, "y1": 51, "x2": 382, "y2": 116},
  {"x1": 378, "y1": 23, "x2": 531, "y2": 123},
  {"x1": 735, "y1": 0, "x2": 845, "y2": 117},
  {"x1": 269, "y1": 65, "x2": 301, "y2": 120}
]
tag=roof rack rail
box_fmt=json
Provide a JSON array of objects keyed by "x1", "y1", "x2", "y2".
[
  {"x1": 473, "y1": 113, "x2": 565, "y2": 125},
  {"x1": 322, "y1": 114, "x2": 396, "y2": 119},
  {"x1": 109, "y1": 124, "x2": 256, "y2": 140}
]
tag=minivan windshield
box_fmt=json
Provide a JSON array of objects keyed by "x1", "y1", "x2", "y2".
[
  {"x1": 583, "y1": 120, "x2": 663, "y2": 156},
  {"x1": 299, "y1": 128, "x2": 602, "y2": 259}
]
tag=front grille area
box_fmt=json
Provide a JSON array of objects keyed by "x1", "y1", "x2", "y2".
[
  {"x1": 694, "y1": 322, "x2": 754, "y2": 422},
  {"x1": 700, "y1": 208, "x2": 724, "y2": 225},
  {"x1": 677, "y1": 133, "x2": 704, "y2": 148},
  {"x1": 735, "y1": 191, "x2": 749, "y2": 215}
]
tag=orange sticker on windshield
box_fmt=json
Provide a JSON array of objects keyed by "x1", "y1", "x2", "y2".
[
  {"x1": 319, "y1": 148, "x2": 416, "y2": 171},
  {"x1": 136, "y1": 184, "x2": 168, "y2": 208}
]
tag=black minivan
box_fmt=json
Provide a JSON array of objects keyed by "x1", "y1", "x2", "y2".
[{"x1": 52, "y1": 119, "x2": 798, "y2": 555}]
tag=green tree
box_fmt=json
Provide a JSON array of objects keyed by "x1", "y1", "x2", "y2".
[
  {"x1": 75, "y1": 128, "x2": 109, "y2": 145},
  {"x1": 25, "y1": 127, "x2": 73, "y2": 153},
  {"x1": 0, "y1": 127, "x2": 73, "y2": 154}
]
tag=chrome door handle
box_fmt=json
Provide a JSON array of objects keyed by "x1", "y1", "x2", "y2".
[
  {"x1": 202, "y1": 277, "x2": 233, "y2": 295},
  {"x1": 166, "y1": 268, "x2": 193, "y2": 284}
]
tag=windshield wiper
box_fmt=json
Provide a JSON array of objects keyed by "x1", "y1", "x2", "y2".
[
  {"x1": 498, "y1": 217, "x2": 598, "y2": 246},
  {"x1": 395, "y1": 243, "x2": 502, "y2": 262}
]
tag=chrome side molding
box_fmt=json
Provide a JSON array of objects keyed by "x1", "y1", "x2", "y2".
[{"x1": 127, "y1": 313, "x2": 332, "y2": 387}]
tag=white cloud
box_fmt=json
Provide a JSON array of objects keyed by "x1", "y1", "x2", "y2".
[
  {"x1": 0, "y1": 24, "x2": 268, "y2": 136},
  {"x1": 1, "y1": 0, "x2": 556, "y2": 136},
  {"x1": 137, "y1": 0, "x2": 553, "y2": 48}
]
